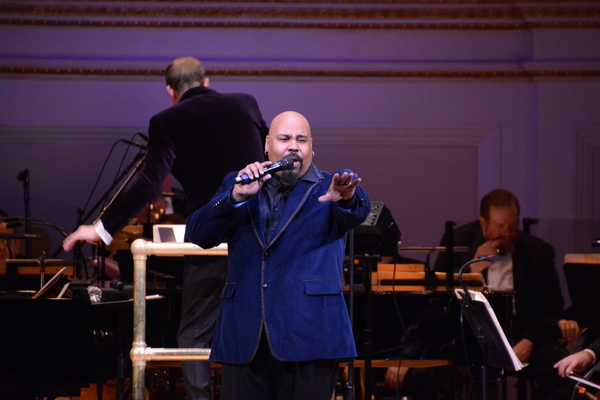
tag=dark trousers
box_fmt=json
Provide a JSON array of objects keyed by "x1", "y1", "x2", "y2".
[
  {"x1": 178, "y1": 256, "x2": 228, "y2": 400},
  {"x1": 524, "y1": 340, "x2": 571, "y2": 400},
  {"x1": 220, "y1": 331, "x2": 339, "y2": 400}
]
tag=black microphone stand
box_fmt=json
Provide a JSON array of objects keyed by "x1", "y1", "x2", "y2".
[
  {"x1": 88, "y1": 151, "x2": 147, "y2": 227},
  {"x1": 347, "y1": 229, "x2": 355, "y2": 400},
  {"x1": 53, "y1": 151, "x2": 146, "y2": 256},
  {"x1": 457, "y1": 255, "x2": 503, "y2": 400},
  {"x1": 445, "y1": 220, "x2": 456, "y2": 290},
  {"x1": 361, "y1": 254, "x2": 378, "y2": 400},
  {"x1": 52, "y1": 152, "x2": 146, "y2": 286},
  {"x1": 90, "y1": 151, "x2": 147, "y2": 284},
  {"x1": 17, "y1": 169, "x2": 32, "y2": 258}
]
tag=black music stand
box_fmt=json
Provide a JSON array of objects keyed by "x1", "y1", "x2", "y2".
[
  {"x1": 457, "y1": 256, "x2": 525, "y2": 400},
  {"x1": 349, "y1": 202, "x2": 401, "y2": 400},
  {"x1": 564, "y1": 257, "x2": 600, "y2": 348},
  {"x1": 17, "y1": 169, "x2": 32, "y2": 258}
]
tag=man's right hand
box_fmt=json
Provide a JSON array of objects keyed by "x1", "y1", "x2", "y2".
[
  {"x1": 232, "y1": 161, "x2": 272, "y2": 203},
  {"x1": 470, "y1": 239, "x2": 503, "y2": 272},
  {"x1": 62, "y1": 225, "x2": 101, "y2": 251},
  {"x1": 554, "y1": 351, "x2": 595, "y2": 377}
]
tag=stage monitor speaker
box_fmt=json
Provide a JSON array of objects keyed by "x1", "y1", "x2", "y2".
[{"x1": 352, "y1": 202, "x2": 401, "y2": 257}]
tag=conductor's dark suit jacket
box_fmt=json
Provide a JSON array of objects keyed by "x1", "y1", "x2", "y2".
[
  {"x1": 434, "y1": 221, "x2": 564, "y2": 345},
  {"x1": 101, "y1": 85, "x2": 268, "y2": 233}
]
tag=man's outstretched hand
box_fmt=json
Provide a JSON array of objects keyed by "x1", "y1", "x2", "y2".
[
  {"x1": 62, "y1": 225, "x2": 101, "y2": 251},
  {"x1": 318, "y1": 172, "x2": 361, "y2": 203}
]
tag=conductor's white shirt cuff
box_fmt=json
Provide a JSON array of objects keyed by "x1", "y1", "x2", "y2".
[
  {"x1": 583, "y1": 349, "x2": 597, "y2": 364},
  {"x1": 94, "y1": 220, "x2": 114, "y2": 246}
]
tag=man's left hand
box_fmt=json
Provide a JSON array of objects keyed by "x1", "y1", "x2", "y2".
[{"x1": 318, "y1": 172, "x2": 361, "y2": 203}]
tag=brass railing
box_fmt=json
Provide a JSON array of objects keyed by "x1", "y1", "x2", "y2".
[{"x1": 129, "y1": 238, "x2": 227, "y2": 400}]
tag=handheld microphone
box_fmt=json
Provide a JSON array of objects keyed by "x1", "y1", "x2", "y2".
[
  {"x1": 235, "y1": 157, "x2": 294, "y2": 185},
  {"x1": 121, "y1": 139, "x2": 147, "y2": 150},
  {"x1": 137, "y1": 133, "x2": 149, "y2": 141},
  {"x1": 476, "y1": 254, "x2": 504, "y2": 263}
]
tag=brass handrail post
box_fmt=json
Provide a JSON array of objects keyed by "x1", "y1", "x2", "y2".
[{"x1": 129, "y1": 239, "x2": 225, "y2": 400}]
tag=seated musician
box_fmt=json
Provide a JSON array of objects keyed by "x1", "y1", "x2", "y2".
[{"x1": 426, "y1": 188, "x2": 579, "y2": 399}]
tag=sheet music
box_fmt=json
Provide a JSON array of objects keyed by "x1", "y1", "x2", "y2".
[
  {"x1": 456, "y1": 288, "x2": 525, "y2": 371},
  {"x1": 56, "y1": 282, "x2": 70, "y2": 299},
  {"x1": 32, "y1": 267, "x2": 67, "y2": 299}
]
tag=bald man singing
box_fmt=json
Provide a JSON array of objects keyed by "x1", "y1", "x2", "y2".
[{"x1": 185, "y1": 111, "x2": 371, "y2": 400}]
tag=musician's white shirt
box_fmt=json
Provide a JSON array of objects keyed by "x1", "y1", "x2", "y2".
[{"x1": 486, "y1": 253, "x2": 514, "y2": 291}]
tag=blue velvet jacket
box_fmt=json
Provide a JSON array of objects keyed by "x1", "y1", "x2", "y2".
[{"x1": 185, "y1": 165, "x2": 370, "y2": 364}]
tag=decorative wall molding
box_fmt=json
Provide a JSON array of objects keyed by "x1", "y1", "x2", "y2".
[
  {"x1": 1, "y1": 1, "x2": 599, "y2": 29},
  {"x1": 3, "y1": 18, "x2": 599, "y2": 29},
  {"x1": 2, "y1": 66, "x2": 600, "y2": 78},
  {"x1": 8, "y1": 0, "x2": 597, "y2": 3},
  {"x1": 575, "y1": 128, "x2": 600, "y2": 252},
  {"x1": 575, "y1": 128, "x2": 600, "y2": 221}
]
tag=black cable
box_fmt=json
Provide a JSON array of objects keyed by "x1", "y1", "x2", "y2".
[
  {"x1": 82, "y1": 136, "x2": 145, "y2": 215},
  {"x1": 81, "y1": 140, "x2": 121, "y2": 214},
  {"x1": 110, "y1": 134, "x2": 145, "y2": 189},
  {"x1": 5, "y1": 216, "x2": 88, "y2": 277},
  {"x1": 5, "y1": 217, "x2": 69, "y2": 238}
]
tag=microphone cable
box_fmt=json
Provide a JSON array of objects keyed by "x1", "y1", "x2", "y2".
[
  {"x1": 81, "y1": 140, "x2": 123, "y2": 217},
  {"x1": 81, "y1": 134, "x2": 147, "y2": 220},
  {"x1": 110, "y1": 133, "x2": 147, "y2": 194}
]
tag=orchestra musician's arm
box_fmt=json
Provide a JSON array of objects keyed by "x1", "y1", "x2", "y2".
[{"x1": 555, "y1": 337, "x2": 600, "y2": 377}]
